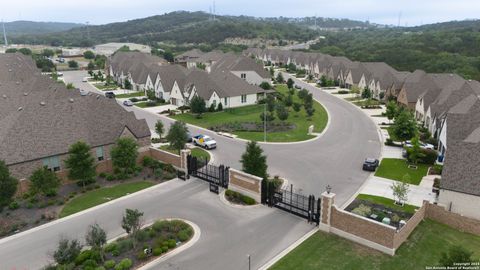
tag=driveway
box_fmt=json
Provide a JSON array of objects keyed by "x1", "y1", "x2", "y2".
[
  {"x1": 0, "y1": 179, "x2": 313, "y2": 270},
  {"x1": 63, "y1": 70, "x2": 381, "y2": 206}
]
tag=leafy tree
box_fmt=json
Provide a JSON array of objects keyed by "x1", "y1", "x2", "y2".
[
  {"x1": 53, "y1": 238, "x2": 82, "y2": 265},
  {"x1": 87, "y1": 61, "x2": 95, "y2": 71},
  {"x1": 305, "y1": 106, "x2": 315, "y2": 117},
  {"x1": 361, "y1": 87, "x2": 372, "y2": 99},
  {"x1": 42, "y1": 49, "x2": 55, "y2": 58},
  {"x1": 276, "y1": 104, "x2": 289, "y2": 121},
  {"x1": 269, "y1": 66, "x2": 274, "y2": 77},
  {"x1": 196, "y1": 63, "x2": 206, "y2": 70},
  {"x1": 124, "y1": 78, "x2": 132, "y2": 90},
  {"x1": 259, "y1": 82, "x2": 272, "y2": 90},
  {"x1": 117, "y1": 45, "x2": 131, "y2": 53},
  {"x1": 284, "y1": 94, "x2": 293, "y2": 107},
  {"x1": 65, "y1": 141, "x2": 96, "y2": 189},
  {"x1": 166, "y1": 121, "x2": 188, "y2": 153},
  {"x1": 393, "y1": 110, "x2": 418, "y2": 141},
  {"x1": 217, "y1": 102, "x2": 223, "y2": 111},
  {"x1": 386, "y1": 100, "x2": 397, "y2": 123},
  {"x1": 163, "y1": 51, "x2": 174, "y2": 62},
  {"x1": 391, "y1": 180, "x2": 409, "y2": 205},
  {"x1": 240, "y1": 141, "x2": 268, "y2": 179},
  {"x1": 286, "y1": 78, "x2": 294, "y2": 89},
  {"x1": 190, "y1": 95, "x2": 206, "y2": 118},
  {"x1": 297, "y1": 89, "x2": 309, "y2": 101},
  {"x1": 155, "y1": 120, "x2": 164, "y2": 139},
  {"x1": 35, "y1": 58, "x2": 55, "y2": 72},
  {"x1": 275, "y1": 72, "x2": 284, "y2": 83},
  {"x1": 287, "y1": 63, "x2": 297, "y2": 72},
  {"x1": 5, "y1": 48, "x2": 17, "y2": 53},
  {"x1": 407, "y1": 135, "x2": 425, "y2": 164},
  {"x1": 439, "y1": 245, "x2": 473, "y2": 267},
  {"x1": 146, "y1": 89, "x2": 156, "y2": 101},
  {"x1": 0, "y1": 160, "x2": 18, "y2": 207},
  {"x1": 293, "y1": 102, "x2": 302, "y2": 113},
  {"x1": 111, "y1": 138, "x2": 139, "y2": 175},
  {"x1": 208, "y1": 103, "x2": 216, "y2": 112},
  {"x1": 94, "y1": 54, "x2": 107, "y2": 69},
  {"x1": 307, "y1": 74, "x2": 314, "y2": 82},
  {"x1": 262, "y1": 95, "x2": 274, "y2": 113},
  {"x1": 96, "y1": 70, "x2": 104, "y2": 82},
  {"x1": 68, "y1": 60, "x2": 79, "y2": 69},
  {"x1": 83, "y1": 50, "x2": 95, "y2": 59},
  {"x1": 121, "y1": 209, "x2": 144, "y2": 248},
  {"x1": 18, "y1": 48, "x2": 32, "y2": 55},
  {"x1": 320, "y1": 75, "x2": 328, "y2": 87},
  {"x1": 30, "y1": 166, "x2": 60, "y2": 197},
  {"x1": 85, "y1": 223, "x2": 107, "y2": 262}
]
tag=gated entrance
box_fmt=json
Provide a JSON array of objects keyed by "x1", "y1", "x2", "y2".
[
  {"x1": 263, "y1": 181, "x2": 321, "y2": 224},
  {"x1": 187, "y1": 155, "x2": 229, "y2": 188}
]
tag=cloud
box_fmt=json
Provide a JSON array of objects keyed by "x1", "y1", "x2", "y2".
[{"x1": 0, "y1": 0, "x2": 479, "y2": 26}]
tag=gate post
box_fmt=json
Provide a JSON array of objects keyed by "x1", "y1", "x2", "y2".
[
  {"x1": 319, "y1": 191, "x2": 336, "y2": 232},
  {"x1": 180, "y1": 149, "x2": 191, "y2": 176}
]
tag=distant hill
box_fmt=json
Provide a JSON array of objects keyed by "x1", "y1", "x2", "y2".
[
  {"x1": 3, "y1": 21, "x2": 83, "y2": 37},
  {"x1": 8, "y1": 11, "x2": 370, "y2": 47}
]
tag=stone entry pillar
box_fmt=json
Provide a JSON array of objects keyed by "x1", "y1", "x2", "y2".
[
  {"x1": 180, "y1": 149, "x2": 191, "y2": 174},
  {"x1": 319, "y1": 192, "x2": 336, "y2": 232}
]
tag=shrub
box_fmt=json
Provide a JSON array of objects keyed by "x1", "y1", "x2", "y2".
[
  {"x1": 153, "y1": 247, "x2": 163, "y2": 256},
  {"x1": 136, "y1": 250, "x2": 148, "y2": 260},
  {"x1": 385, "y1": 138, "x2": 394, "y2": 146},
  {"x1": 95, "y1": 267, "x2": 106, "y2": 270},
  {"x1": 167, "y1": 239, "x2": 177, "y2": 248},
  {"x1": 75, "y1": 250, "x2": 101, "y2": 265},
  {"x1": 117, "y1": 238, "x2": 134, "y2": 253},
  {"x1": 83, "y1": 259, "x2": 98, "y2": 268},
  {"x1": 98, "y1": 172, "x2": 107, "y2": 178},
  {"x1": 104, "y1": 243, "x2": 118, "y2": 253},
  {"x1": 153, "y1": 220, "x2": 168, "y2": 232},
  {"x1": 351, "y1": 204, "x2": 372, "y2": 217},
  {"x1": 161, "y1": 246, "x2": 169, "y2": 253},
  {"x1": 135, "y1": 229, "x2": 149, "y2": 242},
  {"x1": 177, "y1": 228, "x2": 193, "y2": 242},
  {"x1": 420, "y1": 149, "x2": 438, "y2": 165},
  {"x1": 129, "y1": 97, "x2": 139, "y2": 102},
  {"x1": 114, "y1": 258, "x2": 133, "y2": 270},
  {"x1": 111, "y1": 249, "x2": 120, "y2": 257},
  {"x1": 337, "y1": 90, "x2": 349, "y2": 94},
  {"x1": 8, "y1": 201, "x2": 19, "y2": 210},
  {"x1": 242, "y1": 196, "x2": 256, "y2": 205}
]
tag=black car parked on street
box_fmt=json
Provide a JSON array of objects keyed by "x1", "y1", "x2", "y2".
[
  {"x1": 105, "y1": 92, "x2": 116, "y2": 99},
  {"x1": 362, "y1": 158, "x2": 379, "y2": 171}
]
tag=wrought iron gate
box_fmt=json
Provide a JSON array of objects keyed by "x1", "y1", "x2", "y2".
[{"x1": 187, "y1": 155, "x2": 229, "y2": 188}]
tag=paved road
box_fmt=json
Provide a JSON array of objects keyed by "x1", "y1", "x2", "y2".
[{"x1": 0, "y1": 179, "x2": 313, "y2": 269}]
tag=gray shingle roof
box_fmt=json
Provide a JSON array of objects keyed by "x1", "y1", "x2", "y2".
[
  {"x1": 0, "y1": 53, "x2": 150, "y2": 165},
  {"x1": 211, "y1": 54, "x2": 270, "y2": 79}
]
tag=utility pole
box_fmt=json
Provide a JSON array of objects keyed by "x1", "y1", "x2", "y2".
[
  {"x1": 247, "y1": 254, "x2": 251, "y2": 270},
  {"x1": 213, "y1": 0, "x2": 216, "y2": 21},
  {"x1": 264, "y1": 91, "x2": 267, "y2": 142},
  {"x1": 397, "y1": 12, "x2": 402, "y2": 27},
  {"x1": 2, "y1": 20, "x2": 7, "y2": 47},
  {"x1": 86, "y1": 21, "x2": 90, "y2": 41}
]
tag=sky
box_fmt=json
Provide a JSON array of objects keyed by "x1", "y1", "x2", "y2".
[{"x1": 1, "y1": 0, "x2": 479, "y2": 26}]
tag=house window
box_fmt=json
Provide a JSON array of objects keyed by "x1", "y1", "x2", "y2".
[
  {"x1": 212, "y1": 100, "x2": 217, "y2": 107},
  {"x1": 241, "y1": 73, "x2": 246, "y2": 79},
  {"x1": 42, "y1": 156, "x2": 61, "y2": 172},
  {"x1": 224, "y1": 97, "x2": 228, "y2": 106},
  {"x1": 96, "y1": 146, "x2": 104, "y2": 161},
  {"x1": 241, "y1": 95, "x2": 247, "y2": 103}
]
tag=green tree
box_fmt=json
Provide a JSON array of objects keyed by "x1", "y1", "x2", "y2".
[
  {"x1": 121, "y1": 209, "x2": 144, "y2": 248},
  {"x1": 284, "y1": 94, "x2": 293, "y2": 107},
  {"x1": 30, "y1": 166, "x2": 60, "y2": 197},
  {"x1": 386, "y1": 100, "x2": 397, "y2": 123},
  {"x1": 87, "y1": 61, "x2": 95, "y2": 71},
  {"x1": 124, "y1": 78, "x2": 132, "y2": 90},
  {"x1": 297, "y1": 89, "x2": 309, "y2": 101},
  {"x1": 439, "y1": 245, "x2": 473, "y2": 267},
  {"x1": 0, "y1": 160, "x2": 18, "y2": 207},
  {"x1": 276, "y1": 72, "x2": 284, "y2": 83},
  {"x1": 53, "y1": 238, "x2": 82, "y2": 265},
  {"x1": 68, "y1": 60, "x2": 79, "y2": 69},
  {"x1": 155, "y1": 120, "x2": 164, "y2": 139},
  {"x1": 276, "y1": 103, "x2": 289, "y2": 121},
  {"x1": 266, "y1": 94, "x2": 276, "y2": 113},
  {"x1": 196, "y1": 63, "x2": 206, "y2": 70},
  {"x1": 293, "y1": 102, "x2": 302, "y2": 113},
  {"x1": 42, "y1": 49, "x2": 55, "y2": 58},
  {"x1": 65, "y1": 141, "x2": 96, "y2": 189},
  {"x1": 85, "y1": 223, "x2": 107, "y2": 262},
  {"x1": 320, "y1": 75, "x2": 328, "y2": 87},
  {"x1": 269, "y1": 66, "x2": 274, "y2": 77},
  {"x1": 111, "y1": 138, "x2": 139, "y2": 175},
  {"x1": 286, "y1": 78, "x2": 294, "y2": 89},
  {"x1": 217, "y1": 102, "x2": 223, "y2": 111},
  {"x1": 287, "y1": 63, "x2": 297, "y2": 72},
  {"x1": 146, "y1": 89, "x2": 156, "y2": 101},
  {"x1": 407, "y1": 135, "x2": 425, "y2": 164},
  {"x1": 361, "y1": 87, "x2": 372, "y2": 99},
  {"x1": 240, "y1": 141, "x2": 268, "y2": 179},
  {"x1": 166, "y1": 121, "x2": 188, "y2": 153},
  {"x1": 18, "y1": 48, "x2": 32, "y2": 55},
  {"x1": 190, "y1": 95, "x2": 206, "y2": 118},
  {"x1": 393, "y1": 110, "x2": 418, "y2": 141},
  {"x1": 163, "y1": 51, "x2": 174, "y2": 62},
  {"x1": 259, "y1": 82, "x2": 272, "y2": 90},
  {"x1": 83, "y1": 50, "x2": 95, "y2": 59},
  {"x1": 391, "y1": 180, "x2": 409, "y2": 205}
]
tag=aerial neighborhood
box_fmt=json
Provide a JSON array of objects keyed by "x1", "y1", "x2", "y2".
[{"x1": 0, "y1": 5, "x2": 479, "y2": 270}]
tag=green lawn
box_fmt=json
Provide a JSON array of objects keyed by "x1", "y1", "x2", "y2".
[
  {"x1": 270, "y1": 219, "x2": 480, "y2": 270},
  {"x1": 134, "y1": 101, "x2": 166, "y2": 108},
  {"x1": 356, "y1": 194, "x2": 418, "y2": 214},
  {"x1": 93, "y1": 83, "x2": 118, "y2": 91},
  {"x1": 159, "y1": 145, "x2": 211, "y2": 161},
  {"x1": 171, "y1": 85, "x2": 328, "y2": 142},
  {"x1": 375, "y1": 158, "x2": 429, "y2": 185},
  {"x1": 115, "y1": 91, "x2": 145, "y2": 98},
  {"x1": 60, "y1": 181, "x2": 155, "y2": 217}
]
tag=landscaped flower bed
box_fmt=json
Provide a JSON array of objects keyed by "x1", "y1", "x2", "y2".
[
  {"x1": 48, "y1": 219, "x2": 194, "y2": 270},
  {"x1": 225, "y1": 189, "x2": 256, "y2": 205}
]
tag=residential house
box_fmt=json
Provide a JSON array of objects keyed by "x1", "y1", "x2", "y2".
[
  {"x1": 210, "y1": 54, "x2": 271, "y2": 85},
  {"x1": 397, "y1": 70, "x2": 439, "y2": 109}
]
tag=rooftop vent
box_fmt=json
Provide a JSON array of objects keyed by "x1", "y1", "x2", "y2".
[
  {"x1": 8, "y1": 69, "x2": 12, "y2": 72},
  {"x1": 96, "y1": 95, "x2": 100, "y2": 99},
  {"x1": 23, "y1": 92, "x2": 28, "y2": 96},
  {"x1": 16, "y1": 81, "x2": 20, "y2": 85},
  {"x1": 18, "y1": 107, "x2": 23, "y2": 111},
  {"x1": 69, "y1": 98, "x2": 74, "y2": 103},
  {"x1": 2, "y1": 94, "x2": 7, "y2": 99},
  {"x1": 40, "y1": 101, "x2": 46, "y2": 106}
]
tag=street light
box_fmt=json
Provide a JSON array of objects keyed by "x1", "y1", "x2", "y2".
[
  {"x1": 247, "y1": 254, "x2": 251, "y2": 270},
  {"x1": 264, "y1": 91, "x2": 267, "y2": 142}
]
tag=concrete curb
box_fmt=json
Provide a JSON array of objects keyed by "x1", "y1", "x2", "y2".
[
  {"x1": 258, "y1": 227, "x2": 319, "y2": 270},
  {"x1": 138, "y1": 219, "x2": 201, "y2": 270},
  {"x1": 0, "y1": 179, "x2": 180, "y2": 245},
  {"x1": 218, "y1": 189, "x2": 262, "y2": 209}
]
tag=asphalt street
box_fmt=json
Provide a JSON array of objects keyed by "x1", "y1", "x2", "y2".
[{"x1": 62, "y1": 70, "x2": 380, "y2": 205}]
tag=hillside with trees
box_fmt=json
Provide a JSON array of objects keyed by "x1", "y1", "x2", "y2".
[
  {"x1": 8, "y1": 11, "x2": 370, "y2": 47},
  {"x1": 305, "y1": 20, "x2": 480, "y2": 80},
  {"x1": 2, "y1": 21, "x2": 82, "y2": 37}
]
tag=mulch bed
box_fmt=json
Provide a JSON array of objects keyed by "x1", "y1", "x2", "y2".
[
  {"x1": 345, "y1": 199, "x2": 413, "y2": 228},
  {"x1": 209, "y1": 121, "x2": 296, "y2": 133}
]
